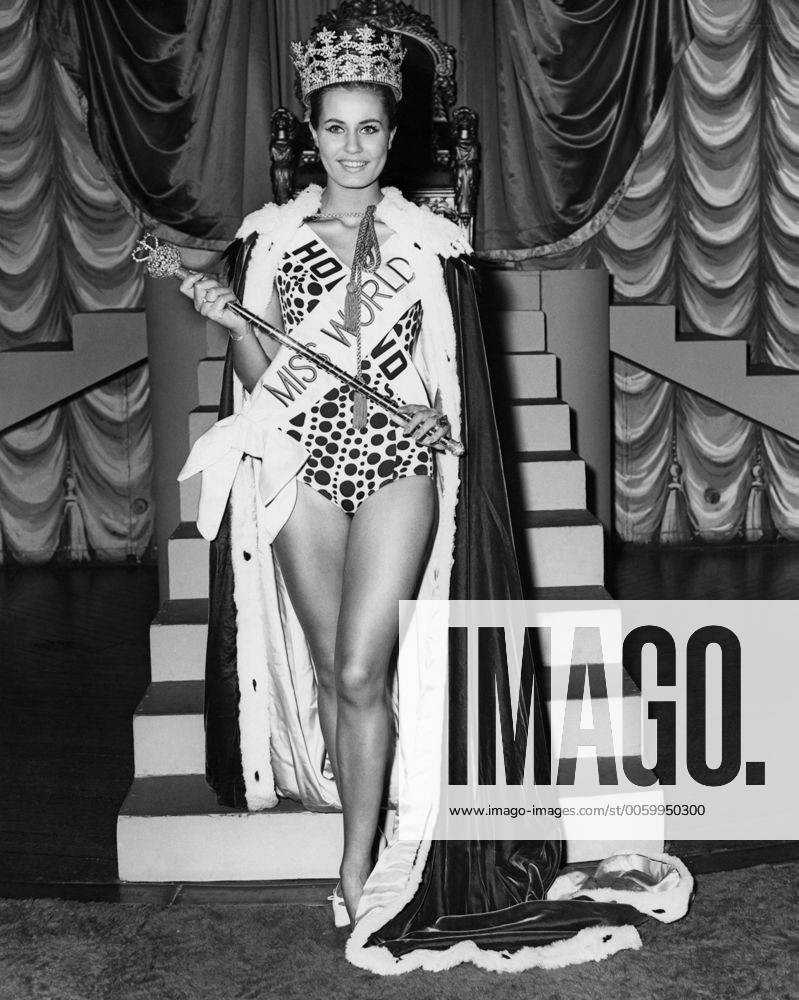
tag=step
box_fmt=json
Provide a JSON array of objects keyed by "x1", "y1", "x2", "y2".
[
  {"x1": 524, "y1": 605, "x2": 621, "y2": 669},
  {"x1": 197, "y1": 358, "x2": 225, "y2": 407},
  {"x1": 611, "y1": 305, "x2": 799, "y2": 440},
  {"x1": 117, "y1": 774, "x2": 342, "y2": 882},
  {"x1": 167, "y1": 522, "x2": 208, "y2": 601},
  {"x1": 478, "y1": 270, "x2": 541, "y2": 311},
  {"x1": 520, "y1": 510, "x2": 604, "y2": 588},
  {"x1": 565, "y1": 837, "x2": 665, "y2": 865},
  {"x1": 118, "y1": 772, "x2": 658, "y2": 881},
  {"x1": 179, "y1": 402, "x2": 213, "y2": 521},
  {"x1": 560, "y1": 789, "x2": 665, "y2": 863},
  {"x1": 133, "y1": 665, "x2": 646, "y2": 778},
  {"x1": 747, "y1": 361, "x2": 799, "y2": 376},
  {"x1": 548, "y1": 672, "x2": 645, "y2": 762},
  {"x1": 179, "y1": 473, "x2": 201, "y2": 523},
  {"x1": 510, "y1": 450, "x2": 586, "y2": 511},
  {"x1": 556, "y1": 755, "x2": 665, "y2": 863},
  {"x1": 134, "y1": 681, "x2": 204, "y2": 776},
  {"x1": 149, "y1": 589, "x2": 617, "y2": 688},
  {"x1": 150, "y1": 599, "x2": 208, "y2": 682},
  {"x1": 487, "y1": 310, "x2": 546, "y2": 353},
  {"x1": 0, "y1": 311, "x2": 147, "y2": 433},
  {"x1": 490, "y1": 351, "x2": 558, "y2": 400},
  {"x1": 529, "y1": 585, "x2": 611, "y2": 601},
  {"x1": 189, "y1": 405, "x2": 218, "y2": 448},
  {"x1": 502, "y1": 399, "x2": 573, "y2": 452},
  {"x1": 147, "y1": 588, "x2": 618, "y2": 688},
  {"x1": 206, "y1": 321, "x2": 228, "y2": 359},
  {"x1": 198, "y1": 347, "x2": 557, "y2": 407}
]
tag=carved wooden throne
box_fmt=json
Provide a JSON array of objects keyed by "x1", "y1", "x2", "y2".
[{"x1": 270, "y1": 0, "x2": 480, "y2": 244}]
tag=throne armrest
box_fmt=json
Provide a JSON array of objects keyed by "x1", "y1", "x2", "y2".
[
  {"x1": 451, "y1": 107, "x2": 480, "y2": 246},
  {"x1": 270, "y1": 108, "x2": 300, "y2": 206}
]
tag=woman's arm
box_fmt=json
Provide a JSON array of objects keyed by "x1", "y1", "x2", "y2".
[
  {"x1": 229, "y1": 289, "x2": 285, "y2": 393},
  {"x1": 178, "y1": 272, "x2": 284, "y2": 393}
]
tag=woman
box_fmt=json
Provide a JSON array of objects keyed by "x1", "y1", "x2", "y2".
[
  {"x1": 180, "y1": 24, "x2": 469, "y2": 924},
  {"x1": 177, "y1": 22, "x2": 692, "y2": 974}
]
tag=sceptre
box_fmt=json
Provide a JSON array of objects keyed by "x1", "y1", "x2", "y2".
[{"x1": 132, "y1": 234, "x2": 466, "y2": 457}]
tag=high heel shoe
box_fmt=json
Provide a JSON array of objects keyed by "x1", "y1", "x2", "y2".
[{"x1": 327, "y1": 881, "x2": 350, "y2": 928}]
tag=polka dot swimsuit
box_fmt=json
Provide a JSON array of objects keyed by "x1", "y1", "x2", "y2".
[{"x1": 274, "y1": 231, "x2": 434, "y2": 517}]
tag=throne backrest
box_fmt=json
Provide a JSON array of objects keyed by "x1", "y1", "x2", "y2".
[{"x1": 270, "y1": 0, "x2": 479, "y2": 243}]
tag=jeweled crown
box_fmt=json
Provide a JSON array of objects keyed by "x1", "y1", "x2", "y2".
[{"x1": 291, "y1": 25, "x2": 405, "y2": 105}]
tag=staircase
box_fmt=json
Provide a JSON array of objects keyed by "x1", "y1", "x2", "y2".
[
  {"x1": 610, "y1": 305, "x2": 799, "y2": 441},
  {"x1": 483, "y1": 271, "x2": 608, "y2": 596},
  {"x1": 119, "y1": 318, "x2": 344, "y2": 882},
  {"x1": 0, "y1": 312, "x2": 147, "y2": 433},
  {"x1": 118, "y1": 272, "x2": 664, "y2": 881},
  {"x1": 482, "y1": 273, "x2": 663, "y2": 857}
]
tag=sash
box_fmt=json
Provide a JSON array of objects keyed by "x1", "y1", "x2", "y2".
[
  {"x1": 179, "y1": 226, "x2": 431, "y2": 541},
  {"x1": 259, "y1": 226, "x2": 429, "y2": 421}
]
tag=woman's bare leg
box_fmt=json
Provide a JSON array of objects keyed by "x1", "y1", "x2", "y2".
[
  {"x1": 271, "y1": 482, "x2": 351, "y2": 782},
  {"x1": 334, "y1": 475, "x2": 436, "y2": 920}
]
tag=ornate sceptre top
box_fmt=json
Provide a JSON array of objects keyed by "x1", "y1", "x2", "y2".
[
  {"x1": 130, "y1": 234, "x2": 465, "y2": 457},
  {"x1": 131, "y1": 234, "x2": 190, "y2": 280}
]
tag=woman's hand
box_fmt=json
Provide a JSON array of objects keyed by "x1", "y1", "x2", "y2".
[
  {"x1": 398, "y1": 403, "x2": 451, "y2": 449},
  {"x1": 178, "y1": 272, "x2": 249, "y2": 340}
]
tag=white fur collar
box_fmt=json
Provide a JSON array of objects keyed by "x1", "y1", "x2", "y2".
[{"x1": 235, "y1": 184, "x2": 472, "y2": 258}]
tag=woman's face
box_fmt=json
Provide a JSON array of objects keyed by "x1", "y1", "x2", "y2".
[{"x1": 310, "y1": 87, "x2": 395, "y2": 192}]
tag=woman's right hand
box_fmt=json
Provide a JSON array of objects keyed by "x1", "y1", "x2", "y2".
[{"x1": 178, "y1": 272, "x2": 249, "y2": 340}]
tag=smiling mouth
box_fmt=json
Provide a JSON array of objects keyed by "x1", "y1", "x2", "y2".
[{"x1": 339, "y1": 160, "x2": 368, "y2": 169}]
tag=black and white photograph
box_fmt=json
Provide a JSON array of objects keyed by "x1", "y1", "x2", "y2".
[{"x1": 0, "y1": 1, "x2": 797, "y2": 997}]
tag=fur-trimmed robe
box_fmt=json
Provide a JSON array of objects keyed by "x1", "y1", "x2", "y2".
[{"x1": 187, "y1": 184, "x2": 693, "y2": 973}]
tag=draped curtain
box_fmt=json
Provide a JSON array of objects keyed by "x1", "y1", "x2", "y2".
[
  {"x1": 37, "y1": 0, "x2": 462, "y2": 250},
  {"x1": 461, "y1": 0, "x2": 693, "y2": 251},
  {"x1": 557, "y1": 0, "x2": 799, "y2": 543},
  {"x1": 38, "y1": 0, "x2": 690, "y2": 253},
  {"x1": 0, "y1": 0, "x2": 150, "y2": 562}
]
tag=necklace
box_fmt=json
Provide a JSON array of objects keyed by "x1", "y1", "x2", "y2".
[
  {"x1": 308, "y1": 209, "x2": 374, "y2": 220},
  {"x1": 309, "y1": 196, "x2": 383, "y2": 220},
  {"x1": 315, "y1": 210, "x2": 364, "y2": 218}
]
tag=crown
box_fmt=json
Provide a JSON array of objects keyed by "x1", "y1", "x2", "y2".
[{"x1": 291, "y1": 25, "x2": 405, "y2": 105}]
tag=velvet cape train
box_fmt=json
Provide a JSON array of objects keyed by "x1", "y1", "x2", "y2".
[{"x1": 193, "y1": 187, "x2": 693, "y2": 973}]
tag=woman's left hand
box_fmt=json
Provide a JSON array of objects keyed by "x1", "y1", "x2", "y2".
[{"x1": 398, "y1": 403, "x2": 451, "y2": 449}]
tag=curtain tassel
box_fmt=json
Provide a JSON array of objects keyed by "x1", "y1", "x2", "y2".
[
  {"x1": 59, "y1": 471, "x2": 90, "y2": 562},
  {"x1": 659, "y1": 460, "x2": 692, "y2": 545},
  {"x1": 743, "y1": 461, "x2": 775, "y2": 542}
]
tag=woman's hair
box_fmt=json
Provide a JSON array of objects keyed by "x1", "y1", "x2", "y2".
[{"x1": 308, "y1": 81, "x2": 399, "y2": 131}]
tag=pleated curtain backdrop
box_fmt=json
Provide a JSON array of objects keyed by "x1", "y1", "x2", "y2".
[
  {"x1": 582, "y1": 0, "x2": 799, "y2": 543},
  {"x1": 0, "y1": 0, "x2": 150, "y2": 563}
]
